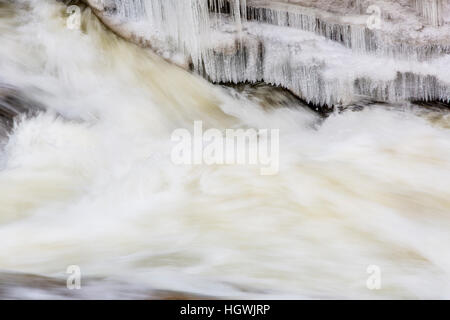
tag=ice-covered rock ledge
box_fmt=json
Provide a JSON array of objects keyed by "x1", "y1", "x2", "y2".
[{"x1": 84, "y1": 0, "x2": 450, "y2": 107}]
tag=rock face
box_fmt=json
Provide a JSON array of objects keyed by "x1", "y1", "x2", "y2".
[{"x1": 85, "y1": 0, "x2": 450, "y2": 107}]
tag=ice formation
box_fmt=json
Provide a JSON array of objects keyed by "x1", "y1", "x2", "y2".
[
  {"x1": 85, "y1": 0, "x2": 450, "y2": 106},
  {"x1": 414, "y1": 0, "x2": 444, "y2": 26}
]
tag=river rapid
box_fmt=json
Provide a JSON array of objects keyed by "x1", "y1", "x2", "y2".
[{"x1": 0, "y1": 0, "x2": 450, "y2": 299}]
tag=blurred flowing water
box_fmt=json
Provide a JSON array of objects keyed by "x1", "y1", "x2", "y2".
[{"x1": 0, "y1": 0, "x2": 450, "y2": 299}]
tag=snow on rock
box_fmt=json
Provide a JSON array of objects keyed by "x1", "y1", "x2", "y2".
[{"x1": 86, "y1": 0, "x2": 450, "y2": 107}]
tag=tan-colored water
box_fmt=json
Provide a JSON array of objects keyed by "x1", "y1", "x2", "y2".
[{"x1": 0, "y1": 0, "x2": 450, "y2": 299}]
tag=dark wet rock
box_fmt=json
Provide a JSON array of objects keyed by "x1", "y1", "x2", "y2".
[
  {"x1": 0, "y1": 86, "x2": 43, "y2": 140},
  {"x1": 0, "y1": 271, "x2": 215, "y2": 300}
]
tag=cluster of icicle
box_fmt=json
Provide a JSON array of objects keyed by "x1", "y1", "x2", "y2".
[
  {"x1": 414, "y1": 0, "x2": 444, "y2": 26},
  {"x1": 103, "y1": 0, "x2": 247, "y2": 71},
  {"x1": 91, "y1": 0, "x2": 450, "y2": 107},
  {"x1": 114, "y1": 0, "x2": 146, "y2": 19},
  {"x1": 245, "y1": 1, "x2": 450, "y2": 60}
]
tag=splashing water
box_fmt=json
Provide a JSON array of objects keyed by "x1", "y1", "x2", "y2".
[{"x1": 0, "y1": 0, "x2": 450, "y2": 299}]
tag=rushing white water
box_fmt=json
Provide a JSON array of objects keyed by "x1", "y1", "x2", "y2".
[{"x1": 1, "y1": 0, "x2": 450, "y2": 299}]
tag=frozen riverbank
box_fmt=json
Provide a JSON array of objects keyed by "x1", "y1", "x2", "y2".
[{"x1": 84, "y1": 0, "x2": 450, "y2": 107}]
